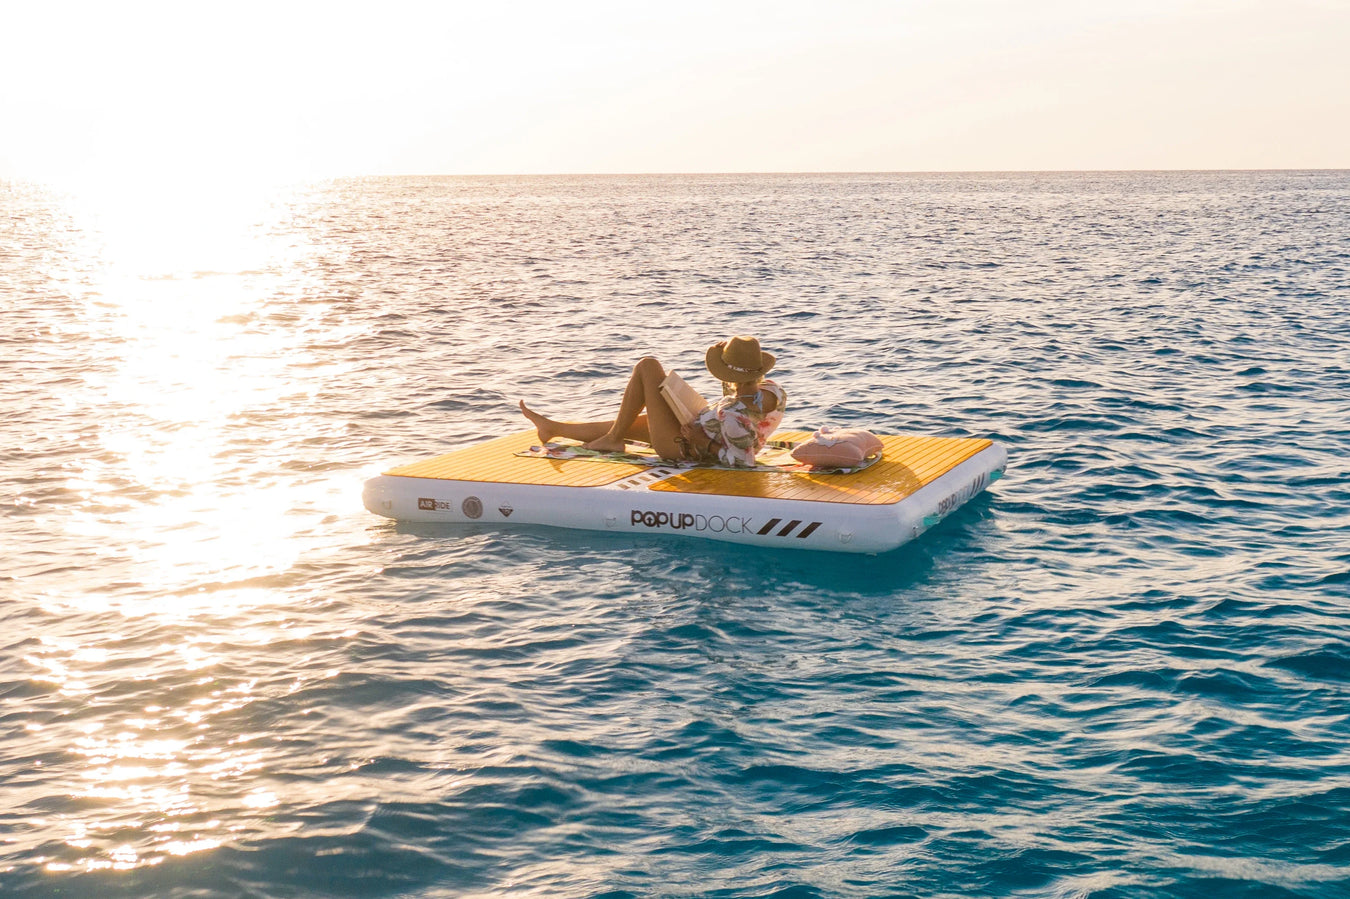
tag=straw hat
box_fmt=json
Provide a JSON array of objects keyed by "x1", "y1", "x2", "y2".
[{"x1": 705, "y1": 336, "x2": 776, "y2": 383}]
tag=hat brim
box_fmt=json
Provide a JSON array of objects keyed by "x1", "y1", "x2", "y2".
[{"x1": 706, "y1": 342, "x2": 776, "y2": 382}]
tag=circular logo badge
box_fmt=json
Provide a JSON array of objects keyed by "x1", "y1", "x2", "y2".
[{"x1": 461, "y1": 496, "x2": 483, "y2": 519}]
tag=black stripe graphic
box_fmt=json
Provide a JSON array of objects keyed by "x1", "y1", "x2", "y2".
[
  {"x1": 777, "y1": 520, "x2": 802, "y2": 537},
  {"x1": 757, "y1": 518, "x2": 782, "y2": 536},
  {"x1": 796, "y1": 521, "x2": 821, "y2": 539}
]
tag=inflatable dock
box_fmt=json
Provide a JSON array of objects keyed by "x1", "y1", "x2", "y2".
[{"x1": 363, "y1": 429, "x2": 1006, "y2": 554}]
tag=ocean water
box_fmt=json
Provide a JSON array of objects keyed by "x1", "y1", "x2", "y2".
[{"x1": 2, "y1": 171, "x2": 1348, "y2": 898}]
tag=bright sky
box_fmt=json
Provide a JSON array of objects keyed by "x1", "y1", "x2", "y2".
[{"x1": 2, "y1": 0, "x2": 1347, "y2": 185}]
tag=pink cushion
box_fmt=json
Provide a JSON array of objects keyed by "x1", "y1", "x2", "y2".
[
  {"x1": 826, "y1": 428, "x2": 884, "y2": 456},
  {"x1": 791, "y1": 440, "x2": 866, "y2": 467},
  {"x1": 790, "y1": 427, "x2": 884, "y2": 468}
]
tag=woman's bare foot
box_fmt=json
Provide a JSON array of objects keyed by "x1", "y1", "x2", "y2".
[
  {"x1": 519, "y1": 401, "x2": 558, "y2": 444},
  {"x1": 582, "y1": 434, "x2": 627, "y2": 453}
]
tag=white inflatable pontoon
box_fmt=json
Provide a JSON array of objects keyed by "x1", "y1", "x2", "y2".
[{"x1": 363, "y1": 429, "x2": 1005, "y2": 554}]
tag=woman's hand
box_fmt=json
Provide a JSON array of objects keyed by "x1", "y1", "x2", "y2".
[{"x1": 679, "y1": 420, "x2": 715, "y2": 461}]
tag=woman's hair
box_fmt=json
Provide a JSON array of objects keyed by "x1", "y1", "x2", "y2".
[{"x1": 721, "y1": 375, "x2": 765, "y2": 395}]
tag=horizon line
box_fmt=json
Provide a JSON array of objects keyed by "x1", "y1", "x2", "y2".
[
  {"x1": 4, "y1": 167, "x2": 1346, "y2": 192},
  {"x1": 345, "y1": 167, "x2": 1350, "y2": 179}
]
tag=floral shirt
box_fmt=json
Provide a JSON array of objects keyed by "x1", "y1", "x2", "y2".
[{"x1": 696, "y1": 379, "x2": 786, "y2": 467}]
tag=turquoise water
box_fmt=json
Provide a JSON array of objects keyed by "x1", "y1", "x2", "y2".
[{"x1": 3, "y1": 172, "x2": 1348, "y2": 897}]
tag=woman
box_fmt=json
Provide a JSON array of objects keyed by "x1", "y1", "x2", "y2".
[{"x1": 519, "y1": 336, "x2": 786, "y2": 466}]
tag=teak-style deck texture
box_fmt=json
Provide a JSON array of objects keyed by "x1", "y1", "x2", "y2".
[{"x1": 384, "y1": 430, "x2": 992, "y2": 506}]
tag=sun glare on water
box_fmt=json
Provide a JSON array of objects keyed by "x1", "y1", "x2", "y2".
[
  {"x1": 22, "y1": 172, "x2": 368, "y2": 873},
  {"x1": 63, "y1": 178, "x2": 324, "y2": 590}
]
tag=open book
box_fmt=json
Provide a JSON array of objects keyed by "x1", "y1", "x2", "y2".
[{"x1": 659, "y1": 370, "x2": 709, "y2": 425}]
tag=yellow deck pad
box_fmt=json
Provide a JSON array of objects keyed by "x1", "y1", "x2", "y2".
[
  {"x1": 385, "y1": 431, "x2": 642, "y2": 487},
  {"x1": 648, "y1": 432, "x2": 991, "y2": 505},
  {"x1": 385, "y1": 429, "x2": 992, "y2": 505}
]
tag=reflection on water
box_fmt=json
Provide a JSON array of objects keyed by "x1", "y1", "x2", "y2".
[
  {"x1": 19, "y1": 595, "x2": 352, "y2": 874},
  {"x1": 7, "y1": 180, "x2": 371, "y2": 875}
]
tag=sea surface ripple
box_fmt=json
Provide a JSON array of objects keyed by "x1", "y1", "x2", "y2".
[{"x1": 2, "y1": 172, "x2": 1349, "y2": 897}]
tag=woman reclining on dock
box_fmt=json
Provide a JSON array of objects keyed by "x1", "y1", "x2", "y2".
[{"x1": 519, "y1": 336, "x2": 785, "y2": 467}]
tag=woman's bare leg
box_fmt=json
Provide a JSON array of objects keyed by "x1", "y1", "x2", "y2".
[
  {"x1": 519, "y1": 403, "x2": 653, "y2": 445},
  {"x1": 581, "y1": 356, "x2": 683, "y2": 458}
]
